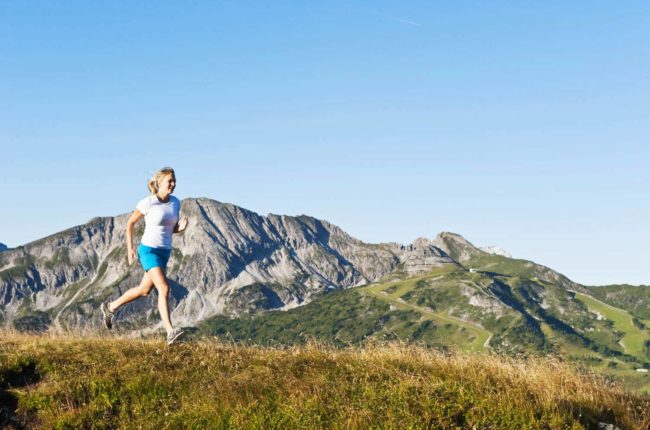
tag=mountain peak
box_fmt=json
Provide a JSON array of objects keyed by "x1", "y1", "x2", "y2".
[
  {"x1": 433, "y1": 232, "x2": 482, "y2": 262},
  {"x1": 0, "y1": 199, "x2": 582, "y2": 335},
  {"x1": 435, "y1": 232, "x2": 474, "y2": 245},
  {"x1": 410, "y1": 237, "x2": 434, "y2": 248}
]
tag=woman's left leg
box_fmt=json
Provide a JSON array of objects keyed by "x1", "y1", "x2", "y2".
[{"x1": 147, "y1": 266, "x2": 174, "y2": 334}]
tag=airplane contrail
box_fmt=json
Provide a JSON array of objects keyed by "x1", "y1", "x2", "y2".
[{"x1": 384, "y1": 14, "x2": 422, "y2": 27}]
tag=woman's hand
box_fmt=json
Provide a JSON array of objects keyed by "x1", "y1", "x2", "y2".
[
  {"x1": 128, "y1": 247, "x2": 136, "y2": 265},
  {"x1": 176, "y1": 216, "x2": 189, "y2": 233}
]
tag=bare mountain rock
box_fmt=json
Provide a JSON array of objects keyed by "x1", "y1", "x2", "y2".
[
  {"x1": 397, "y1": 237, "x2": 457, "y2": 275},
  {"x1": 480, "y1": 246, "x2": 511, "y2": 258},
  {"x1": 0, "y1": 198, "x2": 419, "y2": 331},
  {"x1": 0, "y1": 199, "x2": 582, "y2": 333}
]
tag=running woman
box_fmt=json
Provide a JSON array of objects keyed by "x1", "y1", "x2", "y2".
[{"x1": 101, "y1": 167, "x2": 188, "y2": 345}]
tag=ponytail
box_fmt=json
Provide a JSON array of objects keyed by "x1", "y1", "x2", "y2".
[{"x1": 147, "y1": 177, "x2": 158, "y2": 194}]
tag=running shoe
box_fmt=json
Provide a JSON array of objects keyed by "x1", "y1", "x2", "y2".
[
  {"x1": 100, "y1": 301, "x2": 115, "y2": 330},
  {"x1": 166, "y1": 328, "x2": 186, "y2": 346}
]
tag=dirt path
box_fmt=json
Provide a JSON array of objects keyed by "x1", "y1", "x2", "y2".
[{"x1": 362, "y1": 281, "x2": 492, "y2": 352}]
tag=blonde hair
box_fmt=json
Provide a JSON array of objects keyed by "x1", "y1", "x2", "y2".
[{"x1": 148, "y1": 167, "x2": 175, "y2": 194}]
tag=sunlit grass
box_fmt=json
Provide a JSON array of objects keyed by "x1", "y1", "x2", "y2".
[
  {"x1": 1, "y1": 329, "x2": 649, "y2": 429},
  {"x1": 361, "y1": 269, "x2": 492, "y2": 352},
  {"x1": 574, "y1": 292, "x2": 650, "y2": 359}
]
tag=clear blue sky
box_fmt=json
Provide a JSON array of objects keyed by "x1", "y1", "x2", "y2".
[{"x1": 2, "y1": 1, "x2": 649, "y2": 286}]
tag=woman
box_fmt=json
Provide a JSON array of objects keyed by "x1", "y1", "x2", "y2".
[{"x1": 100, "y1": 167, "x2": 189, "y2": 345}]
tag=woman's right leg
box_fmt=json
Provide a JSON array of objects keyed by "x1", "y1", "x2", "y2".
[{"x1": 108, "y1": 272, "x2": 154, "y2": 312}]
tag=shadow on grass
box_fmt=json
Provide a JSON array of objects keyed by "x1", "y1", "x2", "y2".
[{"x1": 0, "y1": 360, "x2": 41, "y2": 429}]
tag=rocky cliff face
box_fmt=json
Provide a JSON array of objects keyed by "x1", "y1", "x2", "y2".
[
  {"x1": 0, "y1": 198, "x2": 436, "y2": 332},
  {"x1": 394, "y1": 237, "x2": 458, "y2": 275},
  {"x1": 0, "y1": 198, "x2": 581, "y2": 334}
]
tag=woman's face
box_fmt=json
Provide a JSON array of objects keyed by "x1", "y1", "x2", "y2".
[{"x1": 158, "y1": 174, "x2": 176, "y2": 195}]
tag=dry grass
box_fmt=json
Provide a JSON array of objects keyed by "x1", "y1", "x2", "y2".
[{"x1": 1, "y1": 329, "x2": 648, "y2": 429}]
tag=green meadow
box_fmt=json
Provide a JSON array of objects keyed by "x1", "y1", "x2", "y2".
[
  {"x1": 1, "y1": 331, "x2": 649, "y2": 429},
  {"x1": 573, "y1": 292, "x2": 650, "y2": 360}
]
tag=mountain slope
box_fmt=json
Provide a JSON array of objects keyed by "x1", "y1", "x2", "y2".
[
  {"x1": 197, "y1": 265, "x2": 600, "y2": 354},
  {"x1": 3, "y1": 197, "x2": 649, "y2": 394},
  {"x1": 435, "y1": 232, "x2": 582, "y2": 291},
  {"x1": 586, "y1": 284, "x2": 650, "y2": 320},
  {"x1": 0, "y1": 198, "x2": 433, "y2": 331},
  {"x1": 573, "y1": 292, "x2": 649, "y2": 359},
  {"x1": 197, "y1": 242, "x2": 650, "y2": 391}
]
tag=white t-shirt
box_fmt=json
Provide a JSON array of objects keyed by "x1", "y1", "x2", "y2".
[{"x1": 136, "y1": 195, "x2": 181, "y2": 249}]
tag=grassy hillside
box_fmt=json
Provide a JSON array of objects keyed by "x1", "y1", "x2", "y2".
[
  {"x1": 573, "y1": 292, "x2": 650, "y2": 360},
  {"x1": 586, "y1": 285, "x2": 650, "y2": 320},
  {"x1": 197, "y1": 265, "x2": 650, "y2": 395},
  {"x1": 199, "y1": 286, "x2": 406, "y2": 346},
  {"x1": 198, "y1": 265, "x2": 640, "y2": 358},
  {"x1": 199, "y1": 266, "x2": 547, "y2": 353},
  {"x1": 1, "y1": 331, "x2": 649, "y2": 429},
  {"x1": 362, "y1": 273, "x2": 492, "y2": 352}
]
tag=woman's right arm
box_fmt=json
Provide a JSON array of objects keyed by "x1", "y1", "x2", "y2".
[{"x1": 126, "y1": 209, "x2": 144, "y2": 265}]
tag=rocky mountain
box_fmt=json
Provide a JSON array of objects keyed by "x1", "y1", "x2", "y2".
[
  {"x1": 196, "y1": 233, "x2": 650, "y2": 392},
  {"x1": 0, "y1": 198, "x2": 597, "y2": 338},
  {"x1": 198, "y1": 260, "x2": 650, "y2": 391},
  {"x1": 1, "y1": 198, "x2": 470, "y2": 332},
  {"x1": 434, "y1": 232, "x2": 582, "y2": 291},
  {"x1": 3, "y1": 199, "x2": 648, "y2": 391}
]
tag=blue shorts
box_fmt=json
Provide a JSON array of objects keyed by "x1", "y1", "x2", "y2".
[{"x1": 138, "y1": 244, "x2": 171, "y2": 272}]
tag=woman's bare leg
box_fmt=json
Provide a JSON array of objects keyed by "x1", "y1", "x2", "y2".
[
  {"x1": 108, "y1": 272, "x2": 154, "y2": 312},
  {"x1": 147, "y1": 267, "x2": 174, "y2": 334}
]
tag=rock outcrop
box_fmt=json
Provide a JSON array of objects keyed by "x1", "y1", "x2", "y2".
[
  {"x1": 397, "y1": 237, "x2": 457, "y2": 275},
  {"x1": 0, "y1": 198, "x2": 582, "y2": 333},
  {"x1": 0, "y1": 198, "x2": 438, "y2": 331}
]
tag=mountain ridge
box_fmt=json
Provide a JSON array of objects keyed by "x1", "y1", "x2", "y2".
[
  {"x1": 0, "y1": 197, "x2": 593, "y2": 333},
  {"x1": 1, "y1": 197, "x2": 436, "y2": 329},
  {"x1": 3, "y1": 196, "x2": 648, "y2": 391}
]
